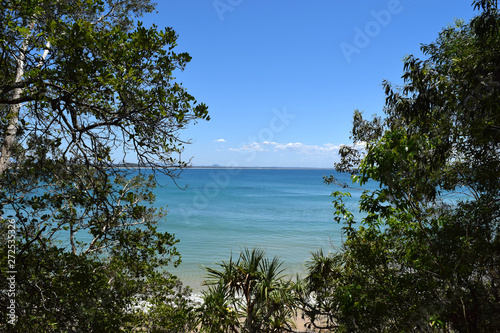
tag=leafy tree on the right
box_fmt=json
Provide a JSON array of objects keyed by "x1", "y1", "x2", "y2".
[{"x1": 300, "y1": 1, "x2": 500, "y2": 332}]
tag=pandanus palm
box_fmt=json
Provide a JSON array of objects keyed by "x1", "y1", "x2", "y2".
[{"x1": 202, "y1": 247, "x2": 296, "y2": 333}]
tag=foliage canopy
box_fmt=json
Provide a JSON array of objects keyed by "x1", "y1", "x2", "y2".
[
  {"x1": 0, "y1": 0, "x2": 208, "y2": 331},
  {"x1": 303, "y1": 1, "x2": 500, "y2": 332}
]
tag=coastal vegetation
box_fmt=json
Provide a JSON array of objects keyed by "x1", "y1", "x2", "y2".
[
  {"x1": 306, "y1": 1, "x2": 500, "y2": 330},
  {"x1": 0, "y1": 0, "x2": 208, "y2": 331},
  {"x1": 199, "y1": 247, "x2": 297, "y2": 333},
  {"x1": 1, "y1": 0, "x2": 499, "y2": 332}
]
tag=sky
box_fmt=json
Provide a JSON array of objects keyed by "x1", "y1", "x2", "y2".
[{"x1": 139, "y1": 0, "x2": 478, "y2": 168}]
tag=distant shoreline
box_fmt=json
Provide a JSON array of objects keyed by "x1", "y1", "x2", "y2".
[
  {"x1": 186, "y1": 166, "x2": 333, "y2": 170},
  {"x1": 113, "y1": 164, "x2": 334, "y2": 170}
]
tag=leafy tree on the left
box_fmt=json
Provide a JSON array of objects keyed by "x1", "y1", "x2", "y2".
[{"x1": 0, "y1": 0, "x2": 209, "y2": 331}]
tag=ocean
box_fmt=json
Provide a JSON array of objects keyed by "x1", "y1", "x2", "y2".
[{"x1": 153, "y1": 168, "x2": 368, "y2": 292}]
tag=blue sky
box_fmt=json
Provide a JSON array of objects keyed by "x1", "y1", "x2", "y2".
[{"x1": 140, "y1": 1, "x2": 477, "y2": 168}]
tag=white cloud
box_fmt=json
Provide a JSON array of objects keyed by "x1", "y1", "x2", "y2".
[
  {"x1": 229, "y1": 141, "x2": 342, "y2": 155},
  {"x1": 272, "y1": 142, "x2": 341, "y2": 154},
  {"x1": 214, "y1": 138, "x2": 226, "y2": 143},
  {"x1": 229, "y1": 142, "x2": 267, "y2": 152},
  {"x1": 354, "y1": 141, "x2": 366, "y2": 148}
]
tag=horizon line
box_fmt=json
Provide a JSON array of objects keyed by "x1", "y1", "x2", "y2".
[{"x1": 188, "y1": 165, "x2": 334, "y2": 170}]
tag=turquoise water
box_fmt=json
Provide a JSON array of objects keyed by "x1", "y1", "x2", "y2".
[
  {"x1": 4, "y1": 167, "x2": 366, "y2": 292},
  {"x1": 153, "y1": 168, "x2": 365, "y2": 292},
  {"x1": 6, "y1": 166, "x2": 469, "y2": 294}
]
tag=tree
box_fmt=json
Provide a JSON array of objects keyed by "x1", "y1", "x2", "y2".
[
  {"x1": 0, "y1": 0, "x2": 208, "y2": 174},
  {"x1": 0, "y1": 0, "x2": 208, "y2": 331},
  {"x1": 201, "y1": 248, "x2": 297, "y2": 333},
  {"x1": 197, "y1": 281, "x2": 240, "y2": 333},
  {"x1": 301, "y1": 1, "x2": 500, "y2": 331}
]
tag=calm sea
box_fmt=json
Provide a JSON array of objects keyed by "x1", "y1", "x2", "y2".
[
  {"x1": 8, "y1": 166, "x2": 468, "y2": 294},
  {"x1": 153, "y1": 168, "x2": 367, "y2": 292}
]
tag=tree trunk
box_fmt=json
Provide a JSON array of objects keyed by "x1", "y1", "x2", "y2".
[
  {"x1": 0, "y1": 24, "x2": 50, "y2": 176},
  {"x1": 0, "y1": 24, "x2": 34, "y2": 175}
]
